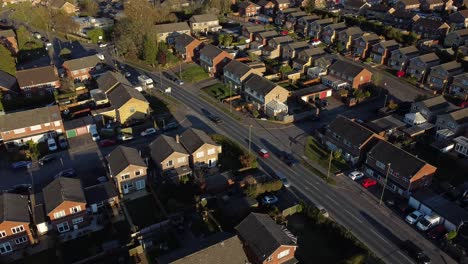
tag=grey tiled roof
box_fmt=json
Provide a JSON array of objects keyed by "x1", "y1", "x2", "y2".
[
  {"x1": 329, "y1": 60, "x2": 366, "y2": 78},
  {"x1": 179, "y1": 128, "x2": 218, "y2": 153},
  {"x1": 224, "y1": 60, "x2": 252, "y2": 78},
  {"x1": 155, "y1": 22, "x2": 190, "y2": 34},
  {"x1": 189, "y1": 14, "x2": 219, "y2": 23},
  {"x1": 63, "y1": 55, "x2": 100, "y2": 71},
  {"x1": 43, "y1": 177, "x2": 86, "y2": 214},
  {"x1": 0, "y1": 105, "x2": 61, "y2": 132},
  {"x1": 200, "y1": 44, "x2": 224, "y2": 59},
  {"x1": 244, "y1": 74, "x2": 278, "y2": 95},
  {"x1": 149, "y1": 135, "x2": 189, "y2": 164},
  {"x1": 107, "y1": 84, "x2": 148, "y2": 109},
  {"x1": 107, "y1": 146, "x2": 146, "y2": 176},
  {"x1": 0, "y1": 193, "x2": 29, "y2": 223},
  {"x1": 327, "y1": 116, "x2": 375, "y2": 147}
]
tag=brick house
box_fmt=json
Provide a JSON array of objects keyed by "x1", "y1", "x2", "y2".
[
  {"x1": 325, "y1": 60, "x2": 372, "y2": 89},
  {"x1": 444, "y1": 29, "x2": 468, "y2": 48},
  {"x1": 62, "y1": 55, "x2": 101, "y2": 82},
  {"x1": 365, "y1": 5, "x2": 391, "y2": 20},
  {"x1": 223, "y1": 60, "x2": 255, "y2": 92},
  {"x1": 199, "y1": 44, "x2": 233, "y2": 76},
  {"x1": 0, "y1": 29, "x2": 18, "y2": 55},
  {"x1": 388, "y1": 46, "x2": 419, "y2": 71},
  {"x1": 385, "y1": 9, "x2": 420, "y2": 30},
  {"x1": 257, "y1": 0, "x2": 275, "y2": 15},
  {"x1": 410, "y1": 96, "x2": 452, "y2": 122},
  {"x1": 189, "y1": 14, "x2": 222, "y2": 34},
  {"x1": 435, "y1": 108, "x2": 468, "y2": 136},
  {"x1": 412, "y1": 18, "x2": 450, "y2": 40},
  {"x1": 427, "y1": 61, "x2": 463, "y2": 91},
  {"x1": 406, "y1": 53, "x2": 440, "y2": 81},
  {"x1": 180, "y1": 128, "x2": 222, "y2": 168},
  {"x1": 16, "y1": 65, "x2": 60, "y2": 96},
  {"x1": 155, "y1": 22, "x2": 191, "y2": 43},
  {"x1": 236, "y1": 213, "x2": 298, "y2": 264},
  {"x1": 337, "y1": 27, "x2": 363, "y2": 51},
  {"x1": 364, "y1": 140, "x2": 437, "y2": 196},
  {"x1": 243, "y1": 25, "x2": 266, "y2": 41},
  {"x1": 284, "y1": 11, "x2": 307, "y2": 29},
  {"x1": 0, "y1": 105, "x2": 64, "y2": 146},
  {"x1": 43, "y1": 177, "x2": 88, "y2": 233},
  {"x1": 150, "y1": 135, "x2": 191, "y2": 181},
  {"x1": 0, "y1": 193, "x2": 33, "y2": 255},
  {"x1": 107, "y1": 146, "x2": 148, "y2": 196},
  {"x1": 238, "y1": 1, "x2": 261, "y2": 17},
  {"x1": 449, "y1": 73, "x2": 467, "y2": 98},
  {"x1": 370, "y1": 40, "x2": 400, "y2": 65},
  {"x1": 352, "y1": 33, "x2": 381, "y2": 59},
  {"x1": 254, "y1": 30, "x2": 279, "y2": 46},
  {"x1": 308, "y1": 18, "x2": 333, "y2": 38},
  {"x1": 320, "y1": 22, "x2": 347, "y2": 45},
  {"x1": 174, "y1": 33, "x2": 202, "y2": 63}
]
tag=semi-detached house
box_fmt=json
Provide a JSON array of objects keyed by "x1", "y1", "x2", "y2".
[
  {"x1": 16, "y1": 65, "x2": 61, "y2": 96},
  {"x1": 223, "y1": 60, "x2": 255, "y2": 92},
  {"x1": 179, "y1": 128, "x2": 222, "y2": 168},
  {"x1": 199, "y1": 44, "x2": 233, "y2": 76},
  {"x1": 63, "y1": 55, "x2": 101, "y2": 82},
  {"x1": 155, "y1": 22, "x2": 191, "y2": 43}
]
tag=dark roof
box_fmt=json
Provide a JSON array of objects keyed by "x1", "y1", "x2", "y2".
[
  {"x1": 0, "y1": 193, "x2": 29, "y2": 223},
  {"x1": 224, "y1": 60, "x2": 252, "y2": 77},
  {"x1": 327, "y1": 116, "x2": 376, "y2": 147},
  {"x1": 43, "y1": 177, "x2": 86, "y2": 214},
  {"x1": 329, "y1": 60, "x2": 365, "y2": 78},
  {"x1": 84, "y1": 182, "x2": 118, "y2": 205},
  {"x1": 377, "y1": 39, "x2": 399, "y2": 48},
  {"x1": 398, "y1": 0, "x2": 420, "y2": 5},
  {"x1": 293, "y1": 84, "x2": 330, "y2": 97},
  {"x1": 97, "y1": 71, "x2": 131, "y2": 93},
  {"x1": 412, "y1": 53, "x2": 439, "y2": 63},
  {"x1": 275, "y1": 0, "x2": 290, "y2": 4},
  {"x1": 235, "y1": 213, "x2": 296, "y2": 261},
  {"x1": 107, "y1": 146, "x2": 146, "y2": 176},
  {"x1": 200, "y1": 44, "x2": 224, "y2": 59},
  {"x1": 395, "y1": 45, "x2": 419, "y2": 56},
  {"x1": 446, "y1": 108, "x2": 468, "y2": 125},
  {"x1": 300, "y1": 47, "x2": 326, "y2": 57},
  {"x1": 63, "y1": 55, "x2": 100, "y2": 71},
  {"x1": 238, "y1": 1, "x2": 259, "y2": 8},
  {"x1": 244, "y1": 74, "x2": 278, "y2": 95},
  {"x1": 158, "y1": 233, "x2": 249, "y2": 264},
  {"x1": 345, "y1": 0, "x2": 368, "y2": 9},
  {"x1": 257, "y1": 0, "x2": 273, "y2": 6},
  {"x1": 107, "y1": 84, "x2": 148, "y2": 109},
  {"x1": 420, "y1": 96, "x2": 449, "y2": 111},
  {"x1": 413, "y1": 18, "x2": 448, "y2": 29},
  {"x1": 433, "y1": 61, "x2": 463, "y2": 73},
  {"x1": 452, "y1": 28, "x2": 468, "y2": 37},
  {"x1": 0, "y1": 29, "x2": 15, "y2": 38},
  {"x1": 365, "y1": 115, "x2": 406, "y2": 133},
  {"x1": 180, "y1": 128, "x2": 218, "y2": 153},
  {"x1": 174, "y1": 33, "x2": 198, "y2": 48},
  {"x1": 244, "y1": 25, "x2": 266, "y2": 34},
  {"x1": 16, "y1": 65, "x2": 59, "y2": 88},
  {"x1": 391, "y1": 9, "x2": 417, "y2": 19},
  {"x1": 340, "y1": 27, "x2": 363, "y2": 37},
  {"x1": 32, "y1": 192, "x2": 46, "y2": 224},
  {"x1": 269, "y1": 36, "x2": 294, "y2": 45},
  {"x1": 257, "y1": 30, "x2": 278, "y2": 39},
  {"x1": 149, "y1": 135, "x2": 189, "y2": 163},
  {"x1": 412, "y1": 190, "x2": 468, "y2": 226},
  {"x1": 358, "y1": 33, "x2": 381, "y2": 42},
  {"x1": 0, "y1": 105, "x2": 61, "y2": 132},
  {"x1": 366, "y1": 5, "x2": 390, "y2": 12},
  {"x1": 189, "y1": 14, "x2": 219, "y2": 23},
  {"x1": 155, "y1": 22, "x2": 190, "y2": 34},
  {"x1": 0, "y1": 70, "x2": 17, "y2": 91},
  {"x1": 325, "y1": 22, "x2": 347, "y2": 31},
  {"x1": 312, "y1": 18, "x2": 334, "y2": 25}
]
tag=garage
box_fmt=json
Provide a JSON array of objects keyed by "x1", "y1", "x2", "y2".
[
  {"x1": 293, "y1": 84, "x2": 333, "y2": 104},
  {"x1": 63, "y1": 115, "x2": 95, "y2": 139},
  {"x1": 66, "y1": 129, "x2": 78, "y2": 138}
]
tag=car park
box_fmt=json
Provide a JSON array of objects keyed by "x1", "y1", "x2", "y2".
[
  {"x1": 406, "y1": 210, "x2": 424, "y2": 225},
  {"x1": 426, "y1": 225, "x2": 447, "y2": 240},
  {"x1": 55, "y1": 168, "x2": 77, "y2": 178},
  {"x1": 361, "y1": 178, "x2": 377, "y2": 188},
  {"x1": 348, "y1": 170, "x2": 364, "y2": 181},
  {"x1": 98, "y1": 138, "x2": 117, "y2": 147},
  {"x1": 39, "y1": 154, "x2": 56, "y2": 166},
  {"x1": 141, "y1": 128, "x2": 157, "y2": 137},
  {"x1": 11, "y1": 161, "x2": 32, "y2": 169},
  {"x1": 47, "y1": 138, "x2": 58, "y2": 151},
  {"x1": 262, "y1": 195, "x2": 278, "y2": 205},
  {"x1": 258, "y1": 148, "x2": 270, "y2": 158},
  {"x1": 399, "y1": 240, "x2": 431, "y2": 264}
]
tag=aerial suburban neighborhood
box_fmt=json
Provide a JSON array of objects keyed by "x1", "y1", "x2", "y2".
[{"x1": 0, "y1": 0, "x2": 467, "y2": 262}]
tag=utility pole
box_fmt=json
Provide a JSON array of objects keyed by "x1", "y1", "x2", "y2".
[
  {"x1": 383, "y1": 94, "x2": 388, "y2": 108},
  {"x1": 248, "y1": 125, "x2": 252, "y2": 155},
  {"x1": 379, "y1": 163, "x2": 391, "y2": 206},
  {"x1": 327, "y1": 151, "x2": 333, "y2": 180},
  {"x1": 229, "y1": 86, "x2": 232, "y2": 113}
]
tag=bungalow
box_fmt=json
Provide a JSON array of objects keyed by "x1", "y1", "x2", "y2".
[
  {"x1": 320, "y1": 22, "x2": 347, "y2": 45},
  {"x1": 336, "y1": 27, "x2": 363, "y2": 51},
  {"x1": 427, "y1": 61, "x2": 463, "y2": 91},
  {"x1": 444, "y1": 28, "x2": 468, "y2": 48},
  {"x1": 262, "y1": 35, "x2": 293, "y2": 59},
  {"x1": 412, "y1": 18, "x2": 450, "y2": 40},
  {"x1": 395, "y1": 0, "x2": 420, "y2": 10},
  {"x1": 364, "y1": 140, "x2": 437, "y2": 195},
  {"x1": 238, "y1": 1, "x2": 261, "y2": 17},
  {"x1": 257, "y1": 0, "x2": 275, "y2": 15},
  {"x1": 199, "y1": 44, "x2": 233, "y2": 76},
  {"x1": 325, "y1": 60, "x2": 372, "y2": 89},
  {"x1": 308, "y1": 18, "x2": 333, "y2": 39},
  {"x1": 406, "y1": 53, "x2": 440, "y2": 81},
  {"x1": 353, "y1": 33, "x2": 381, "y2": 59},
  {"x1": 449, "y1": 73, "x2": 467, "y2": 98},
  {"x1": 295, "y1": 15, "x2": 319, "y2": 35},
  {"x1": 292, "y1": 47, "x2": 326, "y2": 73},
  {"x1": 16, "y1": 65, "x2": 60, "y2": 96},
  {"x1": 0, "y1": 29, "x2": 18, "y2": 55},
  {"x1": 223, "y1": 60, "x2": 255, "y2": 92},
  {"x1": 149, "y1": 135, "x2": 191, "y2": 181},
  {"x1": 174, "y1": 33, "x2": 202, "y2": 63},
  {"x1": 155, "y1": 22, "x2": 191, "y2": 43},
  {"x1": 388, "y1": 46, "x2": 419, "y2": 71},
  {"x1": 370, "y1": 40, "x2": 400, "y2": 65},
  {"x1": 107, "y1": 146, "x2": 148, "y2": 195},
  {"x1": 62, "y1": 55, "x2": 101, "y2": 82},
  {"x1": 243, "y1": 74, "x2": 290, "y2": 117},
  {"x1": 179, "y1": 128, "x2": 222, "y2": 168},
  {"x1": 281, "y1": 41, "x2": 311, "y2": 61},
  {"x1": 189, "y1": 14, "x2": 221, "y2": 34},
  {"x1": 410, "y1": 96, "x2": 451, "y2": 122},
  {"x1": 449, "y1": 10, "x2": 468, "y2": 29},
  {"x1": 435, "y1": 108, "x2": 468, "y2": 136}
]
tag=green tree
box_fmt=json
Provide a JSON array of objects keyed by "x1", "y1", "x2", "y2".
[
  {"x1": 218, "y1": 34, "x2": 225, "y2": 46},
  {"x1": 142, "y1": 35, "x2": 158, "y2": 65},
  {"x1": 79, "y1": 0, "x2": 99, "y2": 17},
  {"x1": 25, "y1": 141, "x2": 40, "y2": 161},
  {"x1": 87, "y1": 28, "x2": 105, "y2": 44},
  {"x1": 279, "y1": 64, "x2": 293, "y2": 79},
  {"x1": 0, "y1": 45, "x2": 16, "y2": 76},
  {"x1": 223, "y1": 34, "x2": 233, "y2": 47}
]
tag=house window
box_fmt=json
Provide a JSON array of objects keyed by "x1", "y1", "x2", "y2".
[
  {"x1": 0, "y1": 231, "x2": 5, "y2": 238},
  {"x1": 72, "y1": 217, "x2": 83, "y2": 225},
  {"x1": 121, "y1": 174, "x2": 130, "y2": 180},
  {"x1": 166, "y1": 160, "x2": 173, "y2": 167},
  {"x1": 376, "y1": 161, "x2": 386, "y2": 170},
  {"x1": 277, "y1": 249, "x2": 290, "y2": 259},
  {"x1": 135, "y1": 170, "x2": 141, "y2": 176},
  {"x1": 266, "y1": 256, "x2": 273, "y2": 262},
  {"x1": 207, "y1": 148, "x2": 216, "y2": 155},
  {"x1": 70, "y1": 206, "x2": 81, "y2": 214},
  {"x1": 136, "y1": 180, "x2": 145, "y2": 190},
  {"x1": 53, "y1": 211, "x2": 66, "y2": 219},
  {"x1": 14, "y1": 236, "x2": 27, "y2": 245},
  {"x1": 196, "y1": 152, "x2": 204, "y2": 158},
  {"x1": 11, "y1": 225, "x2": 25, "y2": 234},
  {"x1": 30, "y1": 125, "x2": 41, "y2": 131},
  {"x1": 54, "y1": 121, "x2": 61, "y2": 127},
  {"x1": 57, "y1": 222, "x2": 70, "y2": 233},
  {"x1": 177, "y1": 157, "x2": 186, "y2": 163},
  {"x1": 0, "y1": 243, "x2": 12, "y2": 255},
  {"x1": 13, "y1": 128, "x2": 26, "y2": 134},
  {"x1": 129, "y1": 107, "x2": 135, "y2": 113}
]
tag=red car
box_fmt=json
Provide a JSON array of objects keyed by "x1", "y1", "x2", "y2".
[
  {"x1": 280, "y1": 30, "x2": 289, "y2": 35},
  {"x1": 427, "y1": 225, "x2": 446, "y2": 240},
  {"x1": 361, "y1": 178, "x2": 377, "y2": 188},
  {"x1": 258, "y1": 148, "x2": 270, "y2": 158},
  {"x1": 98, "y1": 139, "x2": 117, "y2": 147}
]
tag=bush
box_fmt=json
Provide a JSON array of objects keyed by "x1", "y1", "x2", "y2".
[
  {"x1": 244, "y1": 179, "x2": 283, "y2": 197},
  {"x1": 446, "y1": 230, "x2": 457, "y2": 240}
]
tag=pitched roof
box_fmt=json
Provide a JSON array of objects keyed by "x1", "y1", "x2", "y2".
[
  {"x1": 107, "y1": 84, "x2": 148, "y2": 109},
  {"x1": 49, "y1": 0, "x2": 66, "y2": 8},
  {"x1": 189, "y1": 14, "x2": 219, "y2": 23},
  {"x1": 452, "y1": 28, "x2": 468, "y2": 37},
  {"x1": 358, "y1": 33, "x2": 381, "y2": 42},
  {"x1": 0, "y1": 193, "x2": 29, "y2": 223},
  {"x1": 257, "y1": 0, "x2": 273, "y2": 6},
  {"x1": 269, "y1": 35, "x2": 293, "y2": 45},
  {"x1": 284, "y1": 41, "x2": 310, "y2": 51},
  {"x1": 155, "y1": 22, "x2": 190, "y2": 34},
  {"x1": 0, "y1": 105, "x2": 61, "y2": 132},
  {"x1": 236, "y1": 213, "x2": 296, "y2": 261},
  {"x1": 327, "y1": 116, "x2": 376, "y2": 147},
  {"x1": 43, "y1": 177, "x2": 86, "y2": 214},
  {"x1": 0, "y1": 70, "x2": 17, "y2": 90},
  {"x1": 329, "y1": 60, "x2": 366, "y2": 78},
  {"x1": 180, "y1": 128, "x2": 218, "y2": 153},
  {"x1": 395, "y1": 45, "x2": 419, "y2": 56},
  {"x1": 16, "y1": 65, "x2": 59, "y2": 88},
  {"x1": 274, "y1": 0, "x2": 290, "y2": 4},
  {"x1": 244, "y1": 25, "x2": 266, "y2": 34},
  {"x1": 414, "y1": 18, "x2": 448, "y2": 29},
  {"x1": 300, "y1": 47, "x2": 326, "y2": 57},
  {"x1": 174, "y1": 33, "x2": 198, "y2": 48},
  {"x1": 345, "y1": 0, "x2": 368, "y2": 8},
  {"x1": 149, "y1": 135, "x2": 189, "y2": 164},
  {"x1": 325, "y1": 22, "x2": 347, "y2": 31},
  {"x1": 63, "y1": 55, "x2": 100, "y2": 71},
  {"x1": 312, "y1": 18, "x2": 334, "y2": 25},
  {"x1": 340, "y1": 27, "x2": 363, "y2": 36},
  {"x1": 298, "y1": 15, "x2": 319, "y2": 22},
  {"x1": 419, "y1": 96, "x2": 449, "y2": 111},
  {"x1": 244, "y1": 74, "x2": 278, "y2": 95},
  {"x1": 257, "y1": 30, "x2": 278, "y2": 39},
  {"x1": 432, "y1": 61, "x2": 462, "y2": 73},
  {"x1": 224, "y1": 60, "x2": 252, "y2": 77},
  {"x1": 97, "y1": 71, "x2": 131, "y2": 93},
  {"x1": 444, "y1": 108, "x2": 468, "y2": 125},
  {"x1": 398, "y1": 0, "x2": 420, "y2": 5},
  {"x1": 0, "y1": 29, "x2": 15, "y2": 38},
  {"x1": 411, "y1": 53, "x2": 439, "y2": 63},
  {"x1": 200, "y1": 44, "x2": 224, "y2": 59},
  {"x1": 377, "y1": 39, "x2": 399, "y2": 48},
  {"x1": 238, "y1": 1, "x2": 259, "y2": 8},
  {"x1": 84, "y1": 182, "x2": 118, "y2": 205},
  {"x1": 107, "y1": 146, "x2": 146, "y2": 176},
  {"x1": 365, "y1": 115, "x2": 406, "y2": 133}
]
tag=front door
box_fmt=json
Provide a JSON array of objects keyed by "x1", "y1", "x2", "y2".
[{"x1": 123, "y1": 183, "x2": 130, "y2": 194}]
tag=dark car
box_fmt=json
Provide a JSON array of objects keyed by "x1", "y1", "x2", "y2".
[
  {"x1": 163, "y1": 122, "x2": 178, "y2": 132},
  {"x1": 10, "y1": 184, "x2": 32, "y2": 194},
  {"x1": 280, "y1": 152, "x2": 296, "y2": 166},
  {"x1": 98, "y1": 139, "x2": 117, "y2": 147},
  {"x1": 38, "y1": 154, "x2": 57, "y2": 166},
  {"x1": 11, "y1": 161, "x2": 32, "y2": 170},
  {"x1": 427, "y1": 225, "x2": 447, "y2": 240},
  {"x1": 400, "y1": 240, "x2": 431, "y2": 264},
  {"x1": 55, "y1": 168, "x2": 77, "y2": 179},
  {"x1": 207, "y1": 113, "x2": 223, "y2": 124}
]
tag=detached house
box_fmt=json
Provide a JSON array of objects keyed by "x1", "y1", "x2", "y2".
[
  {"x1": 449, "y1": 10, "x2": 468, "y2": 29},
  {"x1": 324, "y1": 60, "x2": 372, "y2": 89},
  {"x1": 435, "y1": 108, "x2": 468, "y2": 136},
  {"x1": 308, "y1": 18, "x2": 333, "y2": 39},
  {"x1": 320, "y1": 22, "x2": 347, "y2": 45},
  {"x1": 63, "y1": 55, "x2": 101, "y2": 82},
  {"x1": 199, "y1": 44, "x2": 233, "y2": 76},
  {"x1": 281, "y1": 41, "x2": 311, "y2": 61},
  {"x1": 150, "y1": 135, "x2": 191, "y2": 181},
  {"x1": 321, "y1": 116, "x2": 382, "y2": 164},
  {"x1": 364, "y1": 140, "x2": 437, "y2": 195},
  {"x1": 238, "y1": 1, "x2": 261, "y2": 17},
  {"x1": 427, "y1": 61, "x2": 463, "y2": 91},
  {"x1": 336, "y1": 27, "x2": 363, "y2": 51},
  {"x1": 107, "y1": 146, "x2": 148, "y2": 195},
  {"x1": 43, "y1": 177, "x2": 88, "y2": 234},
  {"x1": 257, "y1": 0, "x2": 275, "y2": 15},
  {"x1": 243, "y1": 74, "x2": 290, "y2": 117},
  {"x1": 262, "y1": 35, "x2": 293, "y2": 59},
  {"x1": 16, "y1": 65, "x2": 60, "y2": 96},
  {"x1": 189, "y1": 14, "x2": 221, "y2": 34},
  {"x1": 174, "y1": 34, "x2": 202, "y2": 63},
  {"x1": 449, "y1": 73, "x2": 467, "y2": 98},
  {"x1": 236, "y1": 213, "x2": 298, "y2": 264},
  {"x1": 353, "y1": 33, "x2": 381, "y2": 59},
  {"x1": 292, "y1": 47, "x2": 326, "y2": 73},
  {"x1": 410, "y1": 96, "x2": 451, "y2": 122},
  {"x1": 0, "y1": 29, "x2": 18, "y2": 55},
  {"x1": 388, "y1": 46, "x2": 419, "y2": 71},
  {"x1": 223, "y1": 60, "x2": 255, "y2": 92},
  {"x1": 412, "y1": 18, "x2": 450, "y2": 40},
  {"x1": 444, "y1": 29, "x2": 468, "y2": 48},
  {"x1": 155, "y1": 22, "x2": 191, "y2": 43},
  {"x1": 295, "y1": 15, "x2": 319, "y2": 35},
  {"x1": 370, "y1": 40, "x2": 399, "y2": 65},
  {"x1": 0, "y1": 193, "x2": 33, "y2": 255},
  {"x1": 395, "y1": 0, "x2": 421, "y2": 10},
  {"x1": 180, "y1": 128, "x2": 222, "y2": 168},
  {"x1": 406, "y1": 53, "x2": 440, "y2": 81}
]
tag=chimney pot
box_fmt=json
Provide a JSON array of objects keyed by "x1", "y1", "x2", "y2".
[{"x1": 176, "y1": 134, "x2": 180, "y2": 143}]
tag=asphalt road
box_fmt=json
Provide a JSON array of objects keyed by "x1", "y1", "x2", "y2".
[{"x1": 145, "y1": 72, "x2": 455, "y2": 264}]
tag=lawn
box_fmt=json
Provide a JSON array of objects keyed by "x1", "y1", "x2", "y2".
[
  {"x1": 125, "y1": 195, "x2": 166, "y2": 229},
  {"x1": 60, "y1": 230, "x2": 108, "y2": 263},
  {"x1": 177, "y1": 65, "x2": 209, "y2": 83},
  {"x1": 202, "y1": 83, "x2": 237, "y2": 100},
  {"x1": 142, "y1": 91, "x2": 172, "y2": 116},
  {"x1": 211, "y1": 134, "x2": 257, "y2": 171},
  {"x1": 304, "y1": 137, "x2": 349, "y2": 174}
]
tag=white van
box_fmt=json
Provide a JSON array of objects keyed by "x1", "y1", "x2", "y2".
[
  {"x1": 89, "y1": 125, "x2": 100, "y2": 141},
  {"x1": 416, "y1": 215, "x2": 441, "y2": 231},
  {"x1": 47, "y1": 138, "x2": 58, "y2": 151}
]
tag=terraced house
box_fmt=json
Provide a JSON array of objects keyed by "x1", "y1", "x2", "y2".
[
  {"x1": 388, "y1": 46, "x2": 419, "y2": 71},
  {"x1": 107, "y1": 146, "x2": 148, "y2": 195},
  {"x1": 427, "y1": 61, "x2": 463, "y2": 91}
]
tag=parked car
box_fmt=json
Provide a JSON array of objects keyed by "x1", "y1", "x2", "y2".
[
  {"x1": 11, "y1": 161, "x2": 32, "y2": 169},
  {"x1": 361, "y1": 178, "x2": 377, "y2": 188},
  {"x1": 416, "y1": 215, "x2": 441, "y2": 231},
  {"x1": 55, "y1": 168, "x2": 77, "y2": 178},
  {"x1": 348, "y1": 171, "x2": 364, "y2": 181},
  {"x1": 427, "y1": 225, "x2": 447, "y2": 240},
  {"x1": 280, "y1": 152, "x2": 296, "y2": 166},
  {"x1": 98, "y1": 138, "x2": 117, "y2": 147},
  {"x1": 316, "y1": 204, "x2": 329, "y2": 218},
  {"x1": 47, "y1": 138, "x2": 58, "y2": 151},
  {"x1": 39, "y1": 154, "x2": 56, "y2": 166},
  {"x1": 207, "y1": 113, "x2": 223, "y2": 124},
  {"x1": 163, "y1": 122, "x2": 178, "y2": 132},
  {"x1": 406, "y1": 210, "x2": 424, "y2": 225},
  {"x1": 399, "y1": 240, "x2": 431, "y2": 264},
  {"x1": 140, "y1": 128, "x2": 157, "y2": 137},
  {"x1": 258, "y1": 148, "x2": 270, "y2": 158},
  {"x1": 276, "y1": 173, "x2": 291, "y2": 188},
  {"x1": 262, "y1": 195, "x2": 278, "y2": 205},
  {"x1": 90, "y1": 125, "x2": 100, "y2": 141},
  {"x1": 118, "y1": 133, "x2": 134, "y2": 141},
  {"x1": 58, "y1": 135, "x2": 68, "y2": 149}
]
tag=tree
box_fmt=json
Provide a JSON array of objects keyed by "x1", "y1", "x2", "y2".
[
  {"x1": 223, "y1": 34, "x2": 233, "y2": 47},
  {"x1": 218, "y1": 34, "x2": 225, "y2": 46},
  {"x1": 0, "y1": 45, "x2": 16, "y2": 76},
  {"x1": 79, "y1": 0, "x2": 99, "y2": 17},
  {"x1": 336, "y1": 42, "x2": 344, "y2": 53},
  {"x1": 142, "y1": 35, "x2": 158, "y2": 65},
  {"x1": 51, "y1": 11, "x2": 79, "y2": 33},
  {"x1": 25, "y1": 141, "x2": 40, "y2": 161},
  {"x1": 279, "y1": 64, "x2": 293, "y2": 79},
  {"x1": 87, "y1": 28, "x2": 105, "y2": 44}
]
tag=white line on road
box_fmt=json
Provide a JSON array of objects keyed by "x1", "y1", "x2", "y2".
[
  {"x1": 397, "y1": 251, "x2": 414, "y2": 263},
  {"x1": 342, "y1": 208, "x2": 364, "y2": 224},
  {"x1": 370, "y1": 229, "x2": 387, "y2": 243},
  {"x1": 311, "y1": 185, "x2": 319, "y2": 191}
]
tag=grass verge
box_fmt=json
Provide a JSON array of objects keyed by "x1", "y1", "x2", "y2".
[
  {"x1": 176, "y1": 65, "x2": 209, "y2": 83},
  {"x1": 199, "y1": 94, "x2": 242, "y2": 121},
  {"x1": 202, "y1": 83, "x2": 236, "y2": 100},
  {"x1": 304, "y1": 137, "x2": 349, "y2": 173}
]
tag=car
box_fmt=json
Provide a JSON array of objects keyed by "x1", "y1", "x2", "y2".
[
  {"x1": 427, "y1": 225, "x2": 447, "y2": 240},
  {"x1": 47, "y1": 138, "x2": 58, "y2": 151},
  {"x1": 55, "y1": 168, "x2": 77, "y2": 178},
  {"x1": 141, "y1": 128, "x2": 157, "y2": 137},
  {"x1": 58, "y1": 135, "x2": 68, "y2": 149},
  {"x1": 124, "y1": 72, "x2": 131, "y2": 77},
  {"x1": 118, "y1": 133, "x2": 134, "y2": 141},
  {"x1": 276, "y1": 173, "x2": 291, "y2": 187},
  {"x1": 98, "y1": 138, "x2": 117, "y2": 147},
  {"x1": 280, "y1": 30, "x2": 289, "y2": 35},
  {"x1": 248, "y1": 18, "x2": 256, "y2": 23},
  {"x1": 406, "y1": 210, "x2": 424, "y2": 225},
  {"x1": 39, "y1": 154, "x2": 56, "y2": 166},
  {"x1": 163, "y1": 122, "x2": 178, "y2": 132},
  {"x1": 399, "y1": 240, "x2": 431, "y2": 264},
  {"x1": 316, "y1": 204, "x2": 329, "y2": 218},
  {"x1": 207, "y1": 113, "x2": 223, "y2": 124},
  {"x1": 262, "y1": 195, "x2": 278, "y2": 205},
  {"x1": 348, "y1": 171, "x2": 364, "y2": 181},
  {"x1": 99, "y1": 43, "x2": 108, "y2": 48},
  {"x1": 280, "y1": 152, "x2": 296, "y2": 166},
  {"x1": 96, "y1": 53, "x2": 105, "y2": 60},
  {"x1": 361, "y1": 178, "x2": 377, "y2": 188},
  {"x1": 258, "y1": 148, "x2": 270, "y2": 158},
  {"x1": 11, "y1": 161, "x2": 32, "y2": 169}
]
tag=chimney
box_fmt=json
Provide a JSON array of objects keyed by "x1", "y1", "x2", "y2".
[{"x1": 176, "y1": 134, "x2": 180, "y2": 144}]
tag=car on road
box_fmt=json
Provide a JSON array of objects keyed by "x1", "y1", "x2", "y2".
[
  {"x1": 39, "y1": 154, "x2": 57, "y2": 166},
  {"x1": 348, "y1": 171, "x2": 364, "y2": 181},
  {"x1": 361, "y1": 178, "x2": 377, "y2": 188},
  {"x1": 276, "y1": 173, "x2": 291, "y2": 188},
  {"x1": 163, "y1": 122, "x2": 178, "y2": 132},
  {"x1": 280, "y1": 152, "x2": 296, "y2": 166},
  {"x1": 399, "y1": 240, "x2": 431, "y2": 264},
  {"x1": 55, "y1": 168, "x2": 77, "y2": 179},
  {"x1": 48, "y1": 138, "x2": 58, "y2": 151},
  {"x1": 426, "y1": 225, "x2": 446, "y2": 240},
  {"x1": 118, "y1": 133, "x2": 134, "y2": 141},
  {"x1": 258, "y1": 148, "x2": 270, "y2": 158},
  {"x1": 98, "y1": 138, "x2": 117, "y2": 147},
  {"x1": 141, "y1": 128, "x2": 157, "y2": 137},
  {"x1": 58, "y1": 135, "x2": 68, "y2": 149},
  {"x1": 207, "y1": 113, "x2": 223, "y2": 124},
  {"x1": 262, "y1": 195, "x2": 278, "y2": 205},
  {"x1": 405, "y1": 210, "x2": 424, "y2": 225},
  {"x1": 11, "y1": 161, "x2": 32, "y2": 169},
  {"x1": 316, "y1": 204, "x2": 329, "y2": 218}
]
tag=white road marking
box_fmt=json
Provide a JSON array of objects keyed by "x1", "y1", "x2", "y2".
[
  {"x1": 397, "y1": 251, "x2": 414, "y2": 263},
  {"x1": 342, "y1": 208, "x2": 364, "y2": 224}
]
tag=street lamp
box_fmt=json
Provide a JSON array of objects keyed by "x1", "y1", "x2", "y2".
[
  {"x1": 379, "y1": 163, "x2": 391, "y2": 206},
  {"x1": 248, "y1": 125, "x2": 252, "y2": 156}
]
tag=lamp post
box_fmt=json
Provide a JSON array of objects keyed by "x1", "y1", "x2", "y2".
[
  {"x1": 248, "y1": 125, "x2": 252, "y2": 155},
  {"x1": 379, "y1": 163, "x2": 391, "y2": 206},
  {"x1": 327, "y1": 151, "x2": 333, "y2": 180}
]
